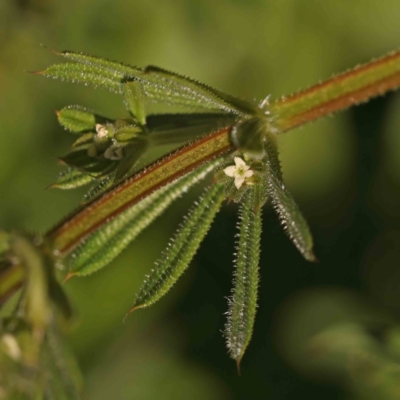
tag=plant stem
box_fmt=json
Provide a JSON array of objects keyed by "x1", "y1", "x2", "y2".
[
  {"x1": 271, "y1": 49, "x2": 400, "y2": 132},
  {"x1": 0, "y1": 262, "x2": 24, "y2": 305},
  {"x1": 48, "y1": 49, "x2": 400, "y2": 258},
  {"x1": 47, "y1": 127, "x2": 232, "y2": 256},
  {"x1": 2, "y1": 50, "x2": 400, "y2": 308}
]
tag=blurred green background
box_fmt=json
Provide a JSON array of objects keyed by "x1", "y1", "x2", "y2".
[{"x1": 2, "y1": 0, "x2": 400, "y2": 399}]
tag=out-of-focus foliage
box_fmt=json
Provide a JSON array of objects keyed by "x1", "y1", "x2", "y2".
[{"x1": 1, "y1": 0, "x2": 400, "y2": 399}]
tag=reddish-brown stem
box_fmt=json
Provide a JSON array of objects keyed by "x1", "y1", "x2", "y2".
[
  {"x1": 47, "y1": 127, "x2": 232, "y2": 255},
  {"x1": 272, "y1": 50, "x2": 400, "y2": 132}
]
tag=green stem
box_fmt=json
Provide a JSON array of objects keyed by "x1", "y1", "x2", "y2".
[
  {"x1": 0, "y1": 261, "x2": 24, "y2": 305},
  {"x1": 48, "y1": 49, "x2": 400, "y2": 257},
  {"x1": 2, "y1": 49, "x2": 400, "y2": 308},
  {"x1": 271, "y1": 49, "x2": 400, "y2": 132},
  {"x1": 47, "y1": 127, "x2": 232, "y2": 256}
]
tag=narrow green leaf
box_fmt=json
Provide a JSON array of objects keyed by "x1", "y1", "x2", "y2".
[
  {"x1": 122, "y1": 80, "x2": 147, "y2": 125},
  {"x1": 59, "y1": 148, "x2": 116, "y2": 176},
  {"x1": 39, "y1": 63, "x2": 125, "y2": 92},
  {"x1": 69, "y1": 159, "x2": 222, "y2": 277},
  {"x1": 43, "y1": 323, "x2": 82, "y2": 400},
  {"x1": 59, "y1": 148, "x2": 94, "y2": 169},
  {"x1": 114, "y1": 139, "x2": 149, "y2": 181},
  {"x1": 128, "y1": 182, "x2": 225, "y2": 312},
  {"x1": 71, "y1": 133, "x2": 95, "y2": 148},
  {"x1": 114, "y1": 125, "x2": 142, "y2": 143},
  {"x1": 147, "y1": 113, "x2": 238, "y2": 146},
  {"x1": 263, "y1": 133, "x2": 315, "y2": 261},
  {"x1": 52, "y1": 168, "x2": 94, "y2": 190},
  {"x1": 83, "y1": 160, "x2": 117, "y2": 175},
  {"x1": 57, "y1": 106, "x2": 96, "y2": 133},
  {"x1": 141, "y1": 65, "x2": 258, "y2": 115},
  {"x1": 58, "y1": 50, "x2": 141, "y2": 76},
  {"x1": 55, "y1": 51, "x2": 259, "y2": 115},
  {"x1": 225, "y1": 187, "x2": 262, "y2": 369},
  {"x1": 9, "y1": 235, "x2": 49, "y2": 333}
]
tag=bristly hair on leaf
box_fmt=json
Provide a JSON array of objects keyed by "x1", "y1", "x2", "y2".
[
  {"x1": 67, "y1": 159, "x2": 223, "y2": 278},
  {"x1": 225, "y1": 186, "x2": 263, "y2": 371},
  {"x1": 126, "y1": 182, "x2": 226, "y2": 315},
  {"x1": 9, "y1": 47, "x2": 398, "y2": 381}
]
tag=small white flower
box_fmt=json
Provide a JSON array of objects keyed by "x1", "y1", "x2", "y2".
[
  {"x1": 96, "y1": 123, "x2": 108, "y2": 138},
  {"x1": 104, "y1": 145, "x2": 123, "y2": 160},
  {"x1": 223, "y1": 157, "x2": 254, "y2": 189}
]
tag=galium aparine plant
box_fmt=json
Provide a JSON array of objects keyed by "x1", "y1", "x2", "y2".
[{"x1": 1, "y1": 47, "x2": 400, "y2": 397}]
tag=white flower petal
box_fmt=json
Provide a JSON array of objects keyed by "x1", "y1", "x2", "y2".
[
  {"x1": 244, "y1": 170, "x2": 254, "y2": 178},
  {"x1": 234, "y1": 176, "x2": 245, "y2": 189},
  {"x1": 234, "y1": 157, "x2": 246, "y2": 167},
  {"x1": 223, "y1": 165, "x2": 237, "y2": 177},
  {"x1": 96, "y1": 124, "x2": 108, "y2": 138}
]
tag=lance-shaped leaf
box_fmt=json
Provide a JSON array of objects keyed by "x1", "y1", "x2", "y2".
[
  {"x1": 54, "y1": 51, "x2": 259, "y2": 116},
  {"x1": 113, "y1": 125, "x2": 142, "y2": 143},
  {"x1": 59, "y1": 147, "x2": 116, "y2": 175},
  {"x1": 42, "y1": 322, "x2": 82, "y2": 400},
  {"x1": 71, "y1": 133, "x2": 95, "y2": 148},
  {"x1": 9, "y1": 235, "x2": 49, "y2": 335},
  {"x1": 139, "y1": 65, "x2": 258, "y2": 116},
  {"x1": 263, "y1": 133, "x2": 315, "y2": 261},
  {"x1": 225, "y1": 187, "x2": 262, "y2": 369},
  {"x1": 114, "y1": 139, "x2": 149, "y2": 182},
  {"x1": 56, "y1": 106, "x2": 96, "y2": 134},
  {"x1": 147, "y1": 113, "x2": 238, "y2": 146},
  {"x1": 128, "y1": 183, "x2": 225, "y2": 313},
  {"x1": 54, "y1": 49, "x2": 142, "y2": 76},
  {"x1": 122, "y1": 80, "x2": 147, "y2": 125},
  {"x1": 68, "y1": 159, "x2": 222, "y2": 277},
  {"x1": 36, "y1": 62, "x2": 125, "y2": 93},
  {"x1": 51, "y1": 168, "x2": 94, "y2": 190}
]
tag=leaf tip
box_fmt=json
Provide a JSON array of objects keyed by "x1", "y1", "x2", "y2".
[
  {"x1": 123, "y1": 305, "x2": 141, "y2": 322},
  {"x1": 305, "y1": 251, "x2": 318, "y2": 263},
  {"x1": 40, "y1": 43, "x2": 62, "y2": 55},
  {"x1": 27, "y1": 69, "x2": 46, "y2": 75},
  {"x1": 236, "y1": 357, "x2": 242, "y2": 376},
  {"x1": 63, "y1": 272, "x2": 76, "y2": 283}
]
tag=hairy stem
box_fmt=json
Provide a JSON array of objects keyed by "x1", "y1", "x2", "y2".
[
  {"x1": 47, "y1": 127, "x2": 232, "y2": 256},
  {"x1": 271, "y1": 49, "x2": 400, "y2": 132}
]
